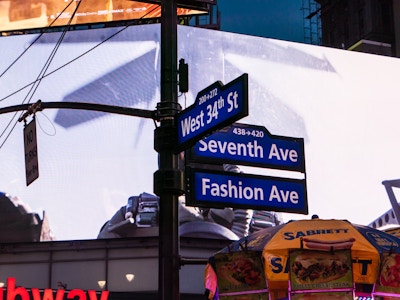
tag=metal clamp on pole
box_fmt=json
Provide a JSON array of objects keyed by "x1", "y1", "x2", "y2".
[
  {"x1": 18, "y1": 100, "x2": 42, "y2": 123},
  {"x1": 154, "y1": 168, "x2": 185, "y2": 196},
  {"x1": 154, "y1": 101, "x2": 182, "y2": 121},
  {"x1": 154, "y1": 123, "x2": 185, "y2": 196}
]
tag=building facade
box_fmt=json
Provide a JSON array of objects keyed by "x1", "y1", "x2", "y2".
[
  {"x1": 0, "y1": 233, "x2": 227, "y2": 300},
  {"x1": 315, "y1": 0, "x2": 400, "y2": 57}
]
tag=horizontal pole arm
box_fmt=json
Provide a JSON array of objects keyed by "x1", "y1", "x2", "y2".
[{"x1": 0, "y1": 101, "x2": 156, "y2": 120}]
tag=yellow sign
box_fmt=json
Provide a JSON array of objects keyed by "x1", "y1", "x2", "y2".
[
  {"x1": 289, "y1": 249, "x2": 353, "y2": 291},
  {"x1": 260, "y1": 220, "x2": 381, "y2": 285},
  {"x1": 214, "y1": 251, "x2": 267, "y2": 295},
  {"x1": 375, "y1": 252, "x2": 400, "y2": 295}
]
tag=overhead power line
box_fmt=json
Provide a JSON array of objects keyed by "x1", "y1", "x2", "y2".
[{"x1": 0, "y1": 3, "x2": 161, "y2": 149}]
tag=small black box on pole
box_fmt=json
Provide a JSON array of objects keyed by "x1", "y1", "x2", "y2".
[{"x1": 179, "y1": 58, "x2": 189, "y2": 93}]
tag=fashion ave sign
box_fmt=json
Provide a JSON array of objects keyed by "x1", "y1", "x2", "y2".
[
  {"x1": 186, "y1": 167, "x2": 308, "y2": 213},
  {"x1": 0, "y1": 278, "x2": 109, "y2": 300}
]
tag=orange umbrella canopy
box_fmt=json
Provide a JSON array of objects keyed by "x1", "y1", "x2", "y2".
[{"x1": 206, "y1": 218, "x2": 400, "y2": 294}]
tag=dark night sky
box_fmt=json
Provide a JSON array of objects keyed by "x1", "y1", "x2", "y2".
[{"x1": 217, "y1": 0, "x2": 305, "y2": 43}]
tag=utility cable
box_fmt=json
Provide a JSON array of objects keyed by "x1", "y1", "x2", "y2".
[
  {"x1": 25, "y1": 0, "x2": 82, "y2": 105},
  {"x1": 0, "y1": 4, "x2": 161, "y2": 104},
  {"x1": 0, "y1": 4, "x2": 161, "y2": 149},
  {"x1": 0, "y1": 0, "x2": 76, "y2": 79},
  {"x1": 0, "y1": 0, "x2": 83, "y2": 148},
  {"x1": 0, "y1": 25, "x2": 132, "y2": 104}
]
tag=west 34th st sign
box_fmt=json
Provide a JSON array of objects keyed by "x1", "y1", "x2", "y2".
[{"x1": 175, "y1": 74, "x2": 248, "y2": 153}]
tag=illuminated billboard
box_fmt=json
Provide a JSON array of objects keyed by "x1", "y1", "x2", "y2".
[
  {"x1": 0, "y1": 0, "x2": 210, "y2": 33},
  {"x1": 1, "y1": 24, "x2": 400, "y2": 242}
]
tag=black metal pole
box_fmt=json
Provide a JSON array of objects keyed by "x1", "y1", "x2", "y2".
[
  {"x1": 0, "y1": 101, "x2": 155, "y2": 119},
  {"x1": 154, "y1": 1, "x2": 183, "y2": 300}
]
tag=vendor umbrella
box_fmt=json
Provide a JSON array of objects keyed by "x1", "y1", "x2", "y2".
[{"x1": 205, "y1": 218, "x2": 400, "y2": 299}]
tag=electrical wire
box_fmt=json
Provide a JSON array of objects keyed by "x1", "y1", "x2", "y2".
[
  {"x1": 0, "y1": 4, "x2": 161, "y2": 104},
  {"x1": 25, "y1": 0, "x2": 83, "y2": 105},
  {"x1": 0, "y1": 0, "x2": 76, "y2": 79},
  {"x1": 0, "y1": 3, "x2": 161, "y2": 149},
  {"x1": 0, "y1": 24, "x2": 134, "y2": 104},
  {"x1": 0, "y1": 0, "x2": 83, "y2": 149},
  {"x1": 0, "y1": 0, "x2": 77, "y2": 144}
]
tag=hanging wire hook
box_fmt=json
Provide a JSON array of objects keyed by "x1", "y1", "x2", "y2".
[{"x1": 18, "y1": 100, "x2": 42, "y2": 123}]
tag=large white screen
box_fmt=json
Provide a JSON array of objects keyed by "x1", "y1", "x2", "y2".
[{"x1": 1, "y1": 24, "x2": 400, "y2": 240}]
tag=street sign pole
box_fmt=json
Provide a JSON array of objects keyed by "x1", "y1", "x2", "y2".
[{"x1": 154, "y1": 1, "x2": 184, "y2": 300}]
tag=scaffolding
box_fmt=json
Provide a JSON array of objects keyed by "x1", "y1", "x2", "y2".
[
  {"x1": 369, "y1": 179, "x2": 400, "y2": 229},
  {"x1": 302, "y1": 0, "x2": 321, "y2": 45},
  {"x1": 185, "y1": 4, "x2": 220, "y2": 30}
]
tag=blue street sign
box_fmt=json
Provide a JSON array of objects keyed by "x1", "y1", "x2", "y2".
[
  {"x1": 187, "y1": 123, "x2": 305, "y2": 172},
  {"x1": 176, "y1": 74, "x2": 248, "y2": 153},
  {"x1": 186, "y1": 167, "x2": 308, "y2": 214}
]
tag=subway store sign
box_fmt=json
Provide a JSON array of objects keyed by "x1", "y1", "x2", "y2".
[{"x1": 0, "y1": 278, "x2": 109, "y2": 300}]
